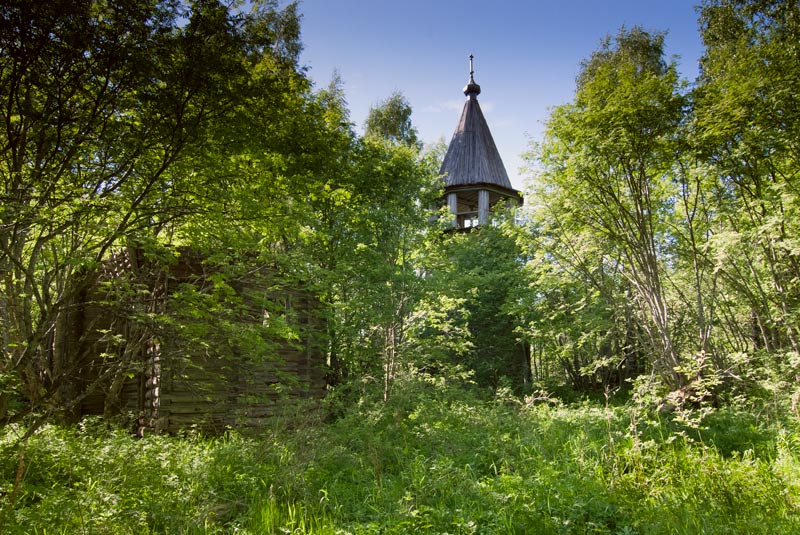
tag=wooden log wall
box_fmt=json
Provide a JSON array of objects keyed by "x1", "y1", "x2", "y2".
[{"x1": 77, "y1": 247, "x2": 327, "y2": 433}]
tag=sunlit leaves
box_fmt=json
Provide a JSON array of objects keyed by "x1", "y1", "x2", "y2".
[
  {"x1": 364, "y1": 91, "x2": 421, "y2": 149},
  {"x1": 0, "y1": 0, "x2": 309, "y2": 422},
  {"x1": 532, "y1": 27, "x2": 687, "y2": 386},
  {"x1": 695, "y1": 0, "x2": 800, "y2": 354}
]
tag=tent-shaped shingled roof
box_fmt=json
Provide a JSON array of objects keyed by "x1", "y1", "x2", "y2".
[{"x1": 439, "y1": 64, "x2": 515, "y2": 191}]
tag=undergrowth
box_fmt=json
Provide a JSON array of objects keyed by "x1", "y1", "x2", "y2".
[{"x1": 1, "y1": 384, "x2": 799, "y2": 534}]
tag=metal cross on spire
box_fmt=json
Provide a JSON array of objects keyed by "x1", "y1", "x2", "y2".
[
  {"x1": 469, "y1": 54, "x2": 475, "y2": 81},
  {"x1": 463, "y1": 53, "x2": 481, "y2": 96}
]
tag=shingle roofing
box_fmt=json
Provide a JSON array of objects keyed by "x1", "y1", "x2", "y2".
[{"x1": 439, "y1": 61, "x2": 514, "y2": 192}]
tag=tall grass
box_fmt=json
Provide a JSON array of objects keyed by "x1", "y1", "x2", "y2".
[{"x1": 1, "y1": 384, "x2": 798, "y2": 533}]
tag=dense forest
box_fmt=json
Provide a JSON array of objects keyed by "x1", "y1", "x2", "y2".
[{"x1": 1, "y1": 0, "x2": 799, "y2": 532}]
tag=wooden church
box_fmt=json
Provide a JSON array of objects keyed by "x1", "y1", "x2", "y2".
[
  {"x1": 71, "y1": 248, "x2": 326, "y2": 434},
  {"x1": 440, "y1": 56, "x2": 523, "y2": 229}
]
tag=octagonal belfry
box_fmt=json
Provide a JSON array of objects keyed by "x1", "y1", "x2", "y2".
[{"x1": 439, "y1": 55, "x2": 523, "y2": 229}]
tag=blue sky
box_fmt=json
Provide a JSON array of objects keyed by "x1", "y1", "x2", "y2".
[{"x1": 297, "y1": 0, "x2": 705, "y2": 189}]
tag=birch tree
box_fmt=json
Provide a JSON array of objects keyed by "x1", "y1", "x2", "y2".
[{"x1": 535, "y1": 28, "x2": 687, "y2": 386}]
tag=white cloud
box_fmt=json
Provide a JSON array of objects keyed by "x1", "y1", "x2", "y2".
[
  {"x1": 421, "y1": 99, "x2": 464, "y2": 113},
  {"x1": 423, "y1": 99, "x2": 495, "y2": 113}
]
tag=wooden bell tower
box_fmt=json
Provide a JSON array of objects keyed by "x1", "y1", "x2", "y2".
[{"x1": 440, "y1": 56, "x2": 522, "y2": 229}]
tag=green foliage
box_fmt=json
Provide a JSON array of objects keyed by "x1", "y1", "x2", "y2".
[
  {"x1": 534, "y1": 28, "x2": 684, "y2": 385},
  {"x1": 694, "y1": 0, "x2": 800, "y2": 356},
  {"x1": 524, "y1": 1, "x2": 800, "y2": 398},
  {"x1": 0, "y1": 0, "x2": 309, "y2": 425},
  {"x1": 364, "y1": 91, "x2": 421, "y2": 149},
  {"x1": 1, "y1": 388, "x2": 798, "y2": 534},
  {"x1": 510, "y1": 216, "x2": 640, "y2": 390},
  {"x1": 416, "y1": 223, "x2": 530, "y2": 391},
  {"x1": 532, "y1": 26, "x2": 687, "y2": 387},
  {"x1": 2, "y1": 4, "x2": 800, "y2": 533},
  {"x1": 299, "y1": 132, "x2": 441, "y2": 397},
  {"x1": 0, "y1": 0, "x2": 441, "y2": 427}
]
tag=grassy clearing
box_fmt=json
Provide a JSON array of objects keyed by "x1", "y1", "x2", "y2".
[{"x1": 1, "y1": 387, "x2": 799, "y2": 534}]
